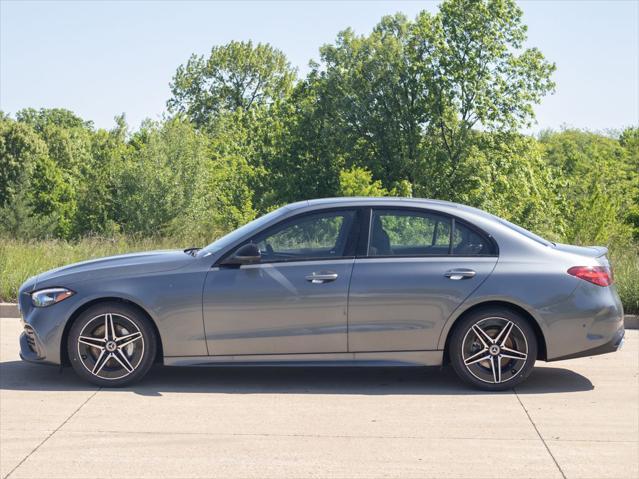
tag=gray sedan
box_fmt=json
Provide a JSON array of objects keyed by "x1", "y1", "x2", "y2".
[{"x1": 17, "y1": 198, "x2": 625, "y2": 390}]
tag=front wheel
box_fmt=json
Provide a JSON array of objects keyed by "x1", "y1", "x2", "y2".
[
  {"x1": 449, "y1": 308, "x2": 537, "y2": 391},
  {"x1": 67, "y1": 302, "x2": 156, "y2": 387}
]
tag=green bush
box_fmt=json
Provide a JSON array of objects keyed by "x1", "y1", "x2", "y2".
[{"x1": 610, "y1": 244, "x2": 639, "y2": 314}]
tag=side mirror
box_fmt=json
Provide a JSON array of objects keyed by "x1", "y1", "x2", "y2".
[{"x1": 222, "y1": 243, "x2": 261, "y2": 265}]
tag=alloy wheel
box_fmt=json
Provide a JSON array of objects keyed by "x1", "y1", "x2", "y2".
[
  {"x1": 77, "y1": 313, "x2": 145, "y2": 380},
  {"x1": 461, "y1": 317, "x2": 528, "y2": 384}
]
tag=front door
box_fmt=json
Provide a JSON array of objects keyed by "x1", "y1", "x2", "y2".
[
  {"x1": 203, "y1": 209, "x2": 359, "y2": 356},
  {"x1": 348, "y1": 208, "x2": 498, "y2": 352}
]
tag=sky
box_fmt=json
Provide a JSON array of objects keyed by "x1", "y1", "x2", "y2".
[{"x1": 1, "y1": 0, "x2": 638, "y2": 134}]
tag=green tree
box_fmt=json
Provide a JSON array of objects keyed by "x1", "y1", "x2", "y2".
[
  {"x1": 72, "y1": 116, "x2": 129, "y2": 236},
  {"x1": 458, "y1": 131, "x2": 564, "y2": 239},
  {"x1": 276, "y1": 0, "x2": 555, "y2": 204},
  {"x1": 619, "y1": 127, "x2": 639, "y2": 240},
  {"x1": 0, "y1": 118, "x2": 45, "y2": 207},
  {"x1": 168, "y1": 40, "x2": 296, "y2": 127},
  {"x1": 339, "y1": 166, "x2": 412, "y2": 198},
  {"x1": 16, "y1": 108, "x2": 93, "y2": 132},
  {"x1": 540, "y1": 129, "x2": 637, "y2": 245},
  {"x1": 0, "y1": 117, "x2": 74, "y2": 237},
  {"x1": 112, "y1": 118, "x2": 207, "y2": 236}
]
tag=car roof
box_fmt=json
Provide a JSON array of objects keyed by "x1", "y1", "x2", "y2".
[
  {"x1": 286, "y1": 197, "x2": 498, "y2": 220},
  {"x1": 287, "y1": 197, "x2": 465, "y2": 210}
]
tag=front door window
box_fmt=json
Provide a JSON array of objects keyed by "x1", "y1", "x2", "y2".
[{"x1": 252, "y1": 210, "x2": 356, "y2": 262}]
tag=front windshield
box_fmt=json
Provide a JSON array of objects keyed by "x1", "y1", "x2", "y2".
[{"x1": 199, "y1": 207, "x2": 288, "y2": 255}]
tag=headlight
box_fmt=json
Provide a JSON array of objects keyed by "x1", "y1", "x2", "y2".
[{"x1": 31, "y1": 288, "x2": 75, "y2": 308}]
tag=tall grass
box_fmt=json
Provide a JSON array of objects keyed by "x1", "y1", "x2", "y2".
[
  {"x1": 1, "y1": 236, "x2": 637, "y2": 313},
  {"x1": 610, "y1": 245, "x2": 639, "y2": 314},
  {"x1": 0, "y1": 236, "x2": 184, "y2": 303}
]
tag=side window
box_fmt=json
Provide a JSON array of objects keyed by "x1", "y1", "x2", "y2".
[
  {"x1": 369, "y1": 210, "x2": 451, "y2": 256},
  {"x1": 252, "y1": 210, "x2": 356, "y2": 262},
  {"x1": 452, "y1": 222, "x2": 490, "y2": 255},
  {"x1": 367, "y1": 209, "x2": 495, "y2": 257}
]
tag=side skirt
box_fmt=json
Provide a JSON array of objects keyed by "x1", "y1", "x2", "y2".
[{"x1": 164, "y1": 350, "x2": 444, "y2": 367}]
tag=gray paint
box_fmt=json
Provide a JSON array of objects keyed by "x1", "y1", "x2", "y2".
[
  {"x1": 203, "y1": 259, "x2": 353, "y2": 355},
  {"x1": 18, "y1": 197, "x2": 624, "y2": 368}
]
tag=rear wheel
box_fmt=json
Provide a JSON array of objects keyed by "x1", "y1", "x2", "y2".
[
  {"x1": 67, "y1": 302, "x2": 156, "y2": 387},
  {"x1": 449, "y1": 308, "x2": 537, "y2": 391}
]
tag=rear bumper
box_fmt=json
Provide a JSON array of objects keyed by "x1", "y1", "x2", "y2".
[
  {"x1": 549, "y1": 326, "x2": 625, "y2": 361},
  {"x1": 543, "y1": 281, "x2": 625, "y2": 361}
]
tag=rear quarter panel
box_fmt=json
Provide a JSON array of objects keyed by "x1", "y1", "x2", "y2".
[{"x1": 437, "y1": 246, "x2": 624, "y2": 360}]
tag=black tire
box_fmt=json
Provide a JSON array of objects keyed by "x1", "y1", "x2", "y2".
[
  {"x1": 67, "y1": 302, "x2": 157, "y2": 387},
  {"x1": 449, "y1": 307, "x2": 537, "y2": 391}
]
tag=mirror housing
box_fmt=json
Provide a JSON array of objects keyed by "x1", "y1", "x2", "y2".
[{"x1": 221, "y1": 243, "x2": 261, "y2": 265}]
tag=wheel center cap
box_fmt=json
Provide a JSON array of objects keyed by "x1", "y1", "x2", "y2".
[
  {"x1": 106, "y1": 341, "x2": 117, "y2": 352},
  {"x1": 489, "y1": 345, "x2": 500, "y2": 356}
]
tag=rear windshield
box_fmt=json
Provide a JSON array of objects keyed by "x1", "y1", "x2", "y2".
[
  {"x1": 456, "y1": 203, "x2": 553, "y2": 247},
  {"x1": 496, "y1": 218, "x2": 553, "y2": 247}
]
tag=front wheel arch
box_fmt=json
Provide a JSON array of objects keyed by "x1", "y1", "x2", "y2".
[
  {"x1": 61, "y1": 297, "x2": 164, "y2": 366},
  {"x1": 443, "y1": 301, "x2": 547, "y2": 364}
]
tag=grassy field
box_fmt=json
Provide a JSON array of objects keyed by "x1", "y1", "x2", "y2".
[{"x1": 1, "y1": 236, "x2": 637, "y2": 313}]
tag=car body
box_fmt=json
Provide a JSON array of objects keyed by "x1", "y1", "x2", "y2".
[{"x1": 18, "y1": 197, "x2": 625, "y2": 389}]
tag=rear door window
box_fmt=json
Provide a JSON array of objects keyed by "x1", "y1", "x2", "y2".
[
  {"x1": 369, "y1": 210, "x2": 451, "y2": 256},
  {"x1": 368, "y1": 208, "x2": 495, "y2": 257}
]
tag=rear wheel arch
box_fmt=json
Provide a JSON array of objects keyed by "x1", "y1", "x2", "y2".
[
  {"x1": 442, "y1": 300, "x2": 547, "y2": 363},
  {"x1": 61, "y1": 297, "x2": 164, "y2": 366}
]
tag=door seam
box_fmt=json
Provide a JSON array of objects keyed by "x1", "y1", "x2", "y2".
[{"x1": 345, "y1": 258, "x2": 356, "y2": 352}]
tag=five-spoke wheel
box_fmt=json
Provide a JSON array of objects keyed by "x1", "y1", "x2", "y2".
[
  {"x1": 68, "y1": 302, "x2": 156, "y2": 387},
  {"x1": 450, "y1": 308, "x2": 537, "y2": 391}
]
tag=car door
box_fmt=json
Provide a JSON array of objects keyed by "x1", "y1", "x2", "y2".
[
  {"x1": 348, "y1": 208, "x2": 498, "y2": 352},
  {"x1": 202, "y1": 208, "x2": 360, "y2": 356}
]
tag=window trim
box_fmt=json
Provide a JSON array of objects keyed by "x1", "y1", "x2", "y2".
[
  {"x1": 216, "y1": 207, "x2": 364, "y2": 266},
  {"x1": 362, "y1": 206, "x2": 499, "y2": 259}
]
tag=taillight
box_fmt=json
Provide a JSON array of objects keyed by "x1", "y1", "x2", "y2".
[{"x1": 567, "y1": 266, "x2": 613, "y2": 287}]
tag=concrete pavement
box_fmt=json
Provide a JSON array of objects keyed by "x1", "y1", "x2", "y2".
[{"x1": 1, "y1": 317, "x2": 637, "y2": 478}]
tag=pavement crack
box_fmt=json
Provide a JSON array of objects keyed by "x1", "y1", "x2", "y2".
[
  {"x1": 4, "y1": 387, "x2": 101, "y2": 479},
  {"x1": 514, "y1": 388, "x2": 567, "y2": 479}
]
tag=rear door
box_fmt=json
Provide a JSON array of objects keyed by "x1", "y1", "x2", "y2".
[{"x1": 348, "y1": 208, "x2": 498, "y2": 352}]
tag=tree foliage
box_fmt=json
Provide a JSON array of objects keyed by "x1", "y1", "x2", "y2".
[
  {"x1": 168, "y1": 40, "x2": 296, "y2": 127},
  {"x1": 0, "y1": 0, "x2": 636, "y2": 255}
]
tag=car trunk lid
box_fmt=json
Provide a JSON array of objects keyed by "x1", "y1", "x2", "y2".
[{"x1": 553, "y1": 243, "x2": 608, "y2": 259}]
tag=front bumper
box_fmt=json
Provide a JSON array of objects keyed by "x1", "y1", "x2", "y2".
[{"x1": 17, "y1": 286, "x2": 82, "y2": 366}]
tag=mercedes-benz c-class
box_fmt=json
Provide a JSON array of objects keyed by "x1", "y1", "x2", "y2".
[{"x1": 18, "y1": 198, "x2": 625, "y2": 390}]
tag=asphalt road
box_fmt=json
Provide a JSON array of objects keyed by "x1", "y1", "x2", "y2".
[{"x1": 1, "y1": 317, "x2": 637, "y2": 479}]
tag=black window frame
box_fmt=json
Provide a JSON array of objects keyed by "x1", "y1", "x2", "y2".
[
  {"x1": 217, "y1": 207, "x2": 365, "y2": 266},
  {"x1": 361, "y1": 207, "x2": 499, "y2": 258}
]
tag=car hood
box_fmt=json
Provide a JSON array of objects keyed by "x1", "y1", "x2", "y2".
[{"x1": 30, "y1": 250, "x2": 193, "y2": 290}]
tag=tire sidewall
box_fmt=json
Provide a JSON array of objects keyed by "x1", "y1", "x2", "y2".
[
  {"x1": 449, "y1": 308, "x2": 538, "y2": 391},
  {"x1": 67, "y1": 302, "x2": 156, "y2": 387}
]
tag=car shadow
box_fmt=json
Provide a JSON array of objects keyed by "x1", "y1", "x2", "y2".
[{"x1": 0, "y1": 360, "x2": 593, "y2": 396}]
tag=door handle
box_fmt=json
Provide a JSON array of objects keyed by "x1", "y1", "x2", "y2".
[
  {"x1": 305, "y1": 272, "x2": 338, "y2": 284},
  {"x1": 444, "y1": 269, "x2": 476, "y2": 280}
]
